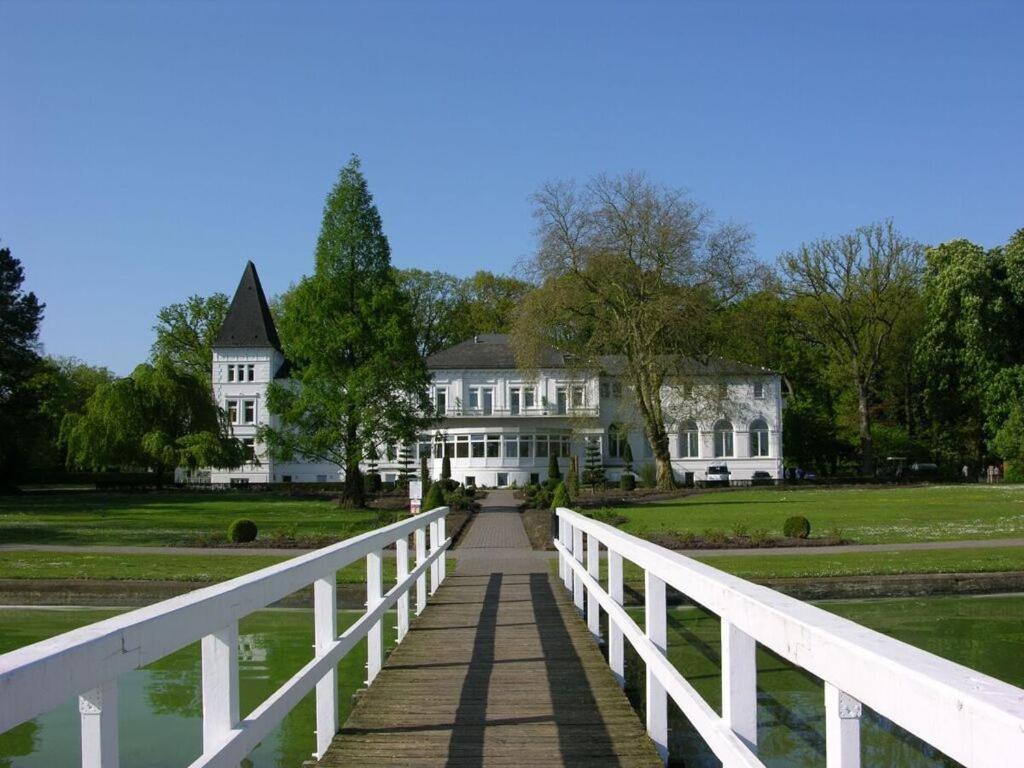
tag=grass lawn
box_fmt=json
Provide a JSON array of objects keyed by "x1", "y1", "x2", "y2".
[
  {"x1": 600, "y1": 545, "x2": 1024, "y2": 583},
  {"x1": 0, "y1": 492, "x2": 386, "y2": 547},
  {"x1": 0, "y1": 550, "x2": 399, "y2": 583},
  {"x1": 611, "y1": 484, "x2": 1024, "y2": 544}
]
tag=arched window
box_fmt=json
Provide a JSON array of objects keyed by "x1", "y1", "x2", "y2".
[
  {"x1": 713, "y1": 419, "x2": 734, "y2": 458},
  {"x1": 607, "y1": 423, "x2": 628, "y2": 459},
  {"x1": 750, "y1": 418, "x2": 769, "y2": 457},
  {"x1": 680, "y1": 420, "x2": 699, "y2": 458}
]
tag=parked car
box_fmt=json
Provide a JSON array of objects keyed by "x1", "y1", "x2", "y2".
[
  {"x1": 705, "y1": 465, "x2": 731, "y2": 486},
  {"x1": 751, "y1": 470, "x2": 773, "y2": 486}
]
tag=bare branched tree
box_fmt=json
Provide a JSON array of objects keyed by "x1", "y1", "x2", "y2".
[
  {"x1": 513, "y1": 172, "x2": 754, "y2": 488},
  {"x1": 780, "y1": 220, "x2": 923, "y2": 475}
]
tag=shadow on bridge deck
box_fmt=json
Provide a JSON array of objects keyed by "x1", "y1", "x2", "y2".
[{"x1": 320, "y1": 496, "x2": 660, "y2": 767}]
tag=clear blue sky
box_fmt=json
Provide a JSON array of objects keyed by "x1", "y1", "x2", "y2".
[{"x1": 2, "y1": 1, "x2": 1021, "y2": 374}]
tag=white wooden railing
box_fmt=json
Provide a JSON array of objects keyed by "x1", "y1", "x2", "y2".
[
  {"x1": 0, "y1": 505, "x2": 451, "y2": 768},
  {"x1": 554, "y1": 506, "x2": 1024, "y2": 768}
]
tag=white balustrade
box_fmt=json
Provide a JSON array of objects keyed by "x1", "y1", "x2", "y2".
[
  {"x1": 554, "y1": 506, "x2": 1024, "y2": 768},
  {"x1": 0, "y1": 505, "x2": 451, "y2": 768}
]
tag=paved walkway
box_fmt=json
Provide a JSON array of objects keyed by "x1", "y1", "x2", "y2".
[{"x1": 322, "y1": 490, "x2": 660, "y2": 767}]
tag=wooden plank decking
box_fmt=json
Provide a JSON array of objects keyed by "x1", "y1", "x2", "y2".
[{"x1": 320, "y1": 496, "x2": 661, "y2": 767}]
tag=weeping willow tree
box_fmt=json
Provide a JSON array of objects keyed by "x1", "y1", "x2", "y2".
[{"x1": 513, "y1": 172, "x2": 753, "y2": 489}]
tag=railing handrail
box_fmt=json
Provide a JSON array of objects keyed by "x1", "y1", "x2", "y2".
[
  {"x1": 0, "y1": 505, "x2": 451, "y2": 767},
  {"x1": 555, "y1": 506, "x2": 1024, "y2": 768}
]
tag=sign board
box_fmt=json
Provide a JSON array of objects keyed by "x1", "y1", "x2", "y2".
[{"x1": 408, "y1": 480, "x2": 422, "y2": 515}]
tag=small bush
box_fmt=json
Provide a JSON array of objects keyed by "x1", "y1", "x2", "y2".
[
  {"x1": 638, "y1": 463, "x2": 657, "y2": 487},
  {"x1": 548, "y1": 454, "x2": 562, "y2": 481},
  {"x1": 825, "y1": 526, "x2": 844, "y2": 544},
  {"x1": 228, "y1": 519, "x2": 258, "y2": 543},
  {"x1": 783, "y1": 516, "x2": 811, "y2": 539},
  {"x1": 464, "y1": 484, "x2": 477, "y2": 498},
  {"x1": 702, "y1": 528, "x2": 727, "y2": 547},
  {"x1": 730, "y1": 522, "x2": 749, "y2": 539},
  {"x1": 750, "y1": 528, "x2": 772, "y2": 546},
  {"x1": 588, "y1": 507, "x2": 628, "y2": 527},
  {"x1": 619, "y1": 473, "x2": 636, "y2": 491},
  {"x1": 678, "y1": 531, "x2": 697, "y2": 548},
  {"x1": 423, "y1": 482, "x2": 445, "y2": 511},
  {"x1": 551, "y1": 481, "x2": 572, "y2": 510}
]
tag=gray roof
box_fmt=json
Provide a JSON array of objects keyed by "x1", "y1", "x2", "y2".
[
  {"x1": 425, "y1": 334, "x2": 773, "y2": 375},
  {"x1": 426, "y1": 334, "x2": 567, "y2": 370},
  {"x1": 214, "y1": 261, "x2": 282, "y2": 351}
]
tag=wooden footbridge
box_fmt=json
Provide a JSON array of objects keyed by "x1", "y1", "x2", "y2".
[{"x1": 1, "y1": 492, "x2": 1022, "y2": 768}]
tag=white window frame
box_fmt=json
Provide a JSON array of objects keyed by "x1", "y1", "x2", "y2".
[
  {"x1": 713, "y1": 420, "x2": 734, "y2": 458},
  {"x1": 750, "y1": 418, "x2": 770, "y2": 457},
  {"x1": 680, "y1": 421, "x2": 700, "y2": 458}
]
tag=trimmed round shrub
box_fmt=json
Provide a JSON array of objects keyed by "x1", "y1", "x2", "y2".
[
  {"x1": 619, "y1": 473, "x2": 636, "y2": 491},
  {"x1": 423, "y1": 481, "x2": 445, "y2": 511},
  {"x1": 550, "y1": 481, "x2": 572, "y2": 510},
  {"x1": 228, "y1": 519, "x2": 258, "y2": 543},
  {"x1": 783, "y1": 516, "x2": 811, "y2": 539}
]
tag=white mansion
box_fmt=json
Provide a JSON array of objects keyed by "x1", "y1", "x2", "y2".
[{"x1": 209, "y1": 262, "x2": 784, "y2": 486}]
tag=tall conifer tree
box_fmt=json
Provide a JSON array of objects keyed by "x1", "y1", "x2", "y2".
[{"x1": 262, "y1": 157, "x2": 431, "y2": 506}]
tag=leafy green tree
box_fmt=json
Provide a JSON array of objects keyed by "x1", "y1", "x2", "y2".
[
  {"x1": 514, "y1": 172, "x2": 753, "y2": 488},
  {"x1": 394, "y1": 269, "x2": 461, "y2": 356},
  {"x1": 27, "y1": 357, "x2": 115, "y2": 470},
  {"x1": 781, "y1": 221, "x2": 923, "y2": 475},
  {"x1": 151, "y1": 293, "x2": 230, "y2": 382},
  {"x1": 0, "y1": 246, "x2": 45, "y2": 488},
  {"x1": 62, "y1": 359, "x2": 243, "y2": 473},
  {"x1": 451, "y1": 272, "x2": 532, "y2": 340},
  {"x1": 261, "y1": 157, "x2": 431, "y2": 507}
]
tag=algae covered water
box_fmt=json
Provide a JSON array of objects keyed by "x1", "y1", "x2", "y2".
[
  {"x1": 624, "y1": 594, "x2": 1024, "y2": 768},
  {"x1": 0, "y1": 608, "x2": 396, "y2": 768},
  {"x1": 0, "y1": 595, "x2": 1022, "y2": 767}
]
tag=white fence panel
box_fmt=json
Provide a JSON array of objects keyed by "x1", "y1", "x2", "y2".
[
  {"x1": 0, "y1": 506, "x2": 451, "y2": 768},
  {"x1": 554, "y1": 506, "x2": 1024, "y2": 768}
]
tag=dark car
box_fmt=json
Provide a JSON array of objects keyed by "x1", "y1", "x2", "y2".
[{"x1": 751, "y1": 470, "x2": 773, "y2": 486}]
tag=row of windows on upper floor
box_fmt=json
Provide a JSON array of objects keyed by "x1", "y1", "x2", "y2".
[
  {"x1": 225, "y1": 364, "x2": 257, "y2": 383},
  {"x1": 430, "y1": 380, "x2": 769, "y2": 415}
]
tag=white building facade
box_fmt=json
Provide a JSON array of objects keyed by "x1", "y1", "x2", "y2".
[{"x1": 210, "y1": 264, "x2": 784, "y2": 486}]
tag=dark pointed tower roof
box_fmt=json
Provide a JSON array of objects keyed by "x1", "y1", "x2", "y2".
[{"x1": 213, "y1": 261, "x2": 282, "y2": 350}]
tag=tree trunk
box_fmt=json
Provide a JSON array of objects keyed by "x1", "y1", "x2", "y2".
[
  {"x1": 342, "y1": 459, "x2": 365, "y2": 508},
  {"x1": 857, "y1": 385, "x2": 874, "y2": 477},
  {"x1": 650, "y1": 427, "x2": 675, "y2": 490}
]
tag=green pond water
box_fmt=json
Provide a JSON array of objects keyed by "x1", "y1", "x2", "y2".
[
  {"x1": 0, "y1": 608, "x2": 397, "y2": 768},
  {"x1": 0, "y1": 595, "x2": 1021, "y2": 767},
  {"x1": 623, "y1": 594, "x2": 1024, "y2": 768}
]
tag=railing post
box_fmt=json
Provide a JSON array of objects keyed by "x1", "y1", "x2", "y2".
[
  {"x1": 438, "y1": 515, "x2": 447, "y2": 585},
  {"x1": 366, "y1": 550, "x2": 384, "y2": 684},
  {"x1": 645, "y1": 571, "x2": 668, "y2": 765},
  {"x1": 201, "y1": 622, "x2": 239, "y2": 755},
  {"x1": 721, "y1": 619, "x2": 757, "y2": 749},
  {"x1": 586, "y1": 532, "x2": 601, "y2": 640},
  {"x1": 557, "y1": 516, "x2": 566, "y2": 585},
  {"x1": 825, "y1": 682, "x2": 862, "y2": 768},
  {"x1": 79, "y1": 680, "x2": 118, "y2": 768},
  {"x1": 415, "y1": 524, "x2": 427, "y2": 615},
  {"x1": 396, "y1": 535, "x2": 410, "y2": 642},
  {"x1": 572, "y1": 524, "x2": 585, "y2": 612},
  {"x1": 313, "y1": 573, "x2": 338, "y2": 759},
  {"x1": 429, "y1": 519, "x2": 440, "y2": 595},
  {"x1": 608, "y1": 548, "x2": 624, "y2": 687},
  {"x1": 565, "y1": 520, "x2": 573, "y2": 593}
]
